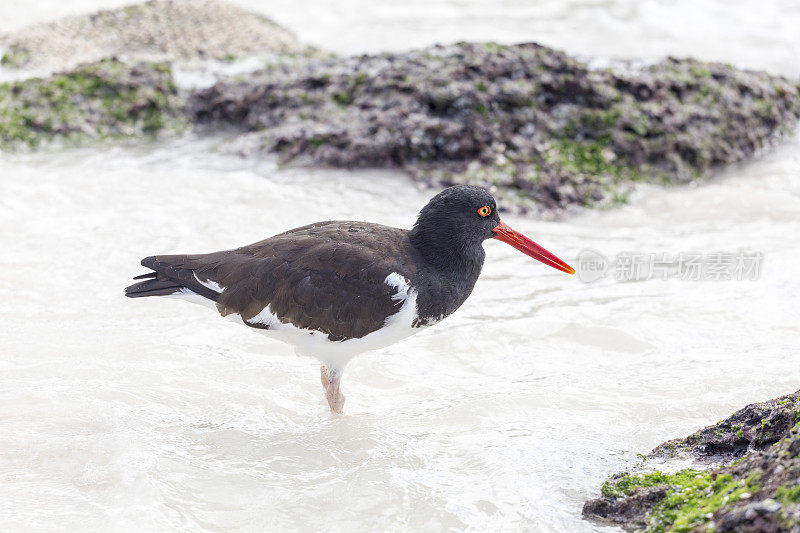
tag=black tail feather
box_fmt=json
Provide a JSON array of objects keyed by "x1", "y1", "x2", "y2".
[
  {"x1": 124, "y1": 278, "x2": 183, "y2": 298},
  {"x1": 125, "y1": 255, "x2": 221, "y2": 301},
  {"x1": 139, "y1": 255, "x2": 221, "y2": 301}
]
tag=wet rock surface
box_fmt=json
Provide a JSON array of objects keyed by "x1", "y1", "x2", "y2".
[
  {"x1": 0, "y1": 59, "x2": 184, "y2": 148},
  {"x1": 0, "y1": 0, "x2": 314, "y2": 71},
  {"x1": 190, "y1": 42, "x2": 800, "y2": 213},
  {"x1": 3, "y1": 1, "x2": 800, "y2": 213},
  {"x1": 651, "y1": 390, "x2": 800, "y2": 463},
  {"x1": 583, "y1": 391, "x2": 800, "y2": 532}
]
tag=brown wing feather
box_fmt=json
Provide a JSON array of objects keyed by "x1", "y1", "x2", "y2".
[{"x1": 140, "y1": 221, "x2": 419, "y2": 341}]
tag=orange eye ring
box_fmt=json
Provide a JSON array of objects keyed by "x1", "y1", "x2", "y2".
[{"x1": 477, "y1": 205, "x2": 492, "y2": 217}]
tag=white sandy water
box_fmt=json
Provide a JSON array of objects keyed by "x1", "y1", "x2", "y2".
[{"x1": 1, "y1": 1, "x2": 799, "y2": 531}]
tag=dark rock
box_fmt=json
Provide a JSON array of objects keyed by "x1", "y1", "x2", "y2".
[
  {"x1": 583, "y1": 391, "x2": 800, "y2": 532},
  {"x1": 716, "y1": 500, "x2": 785, "y2": 533},
  {"x1": 190, "y1": 42, "x2": 800, "y2": 213},
  {"x1": 582, "y1": 486, "x2": 667, "y2": 529},
  {"x1": 651, "y1": 390, "x2": 800, "y2": 462}
]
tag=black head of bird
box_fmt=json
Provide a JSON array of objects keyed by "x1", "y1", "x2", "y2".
[{"x1": 410, "y1": 185, "x2": 575, "y2": 274}]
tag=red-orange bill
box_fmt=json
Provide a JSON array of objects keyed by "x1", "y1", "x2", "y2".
[{"x1": 492, "y1": 220, "x2": 575, "y2": 275}]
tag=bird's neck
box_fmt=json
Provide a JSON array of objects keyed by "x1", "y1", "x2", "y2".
[
  {"x1": 408, "y1": 227, "x2": 485, "y2": 325},
  {"x1": 409, "y1": 227, "x2": 486, "y2": 276}
]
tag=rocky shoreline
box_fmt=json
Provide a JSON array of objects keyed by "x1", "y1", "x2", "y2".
[
  {"x1": 190, "y1": 43, "x2": 800, "y2": 213},
  {"x1": 1, "y1": 0, "x2": 800, "y2": 215},
  {"x1": 584, "y1": 391, "x2": 800, "y2": 532}
]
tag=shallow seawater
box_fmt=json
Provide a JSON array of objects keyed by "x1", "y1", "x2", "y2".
[
  {"x1": 1, "y1": 1, "x2": 800, "y2": 531},
  {"x1": 1, "y1": 133, "x2": 799, "y2": 531}
]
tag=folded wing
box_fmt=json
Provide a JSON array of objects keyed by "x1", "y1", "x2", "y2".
[{"x1": 124, "y1": 221, "x2": 418, "y2": 341}]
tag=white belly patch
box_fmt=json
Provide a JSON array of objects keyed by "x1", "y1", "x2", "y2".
[{"x1": 171, "y1": 272, "x2": 423, "y2": 372}]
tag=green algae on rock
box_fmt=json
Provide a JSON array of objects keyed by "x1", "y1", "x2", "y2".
[
  {"x1": 190, "y1": 42, "x2": 800, "y2": 214},
  {"x1": 583, "y1": 391, "x2": 800, "y2": 532},
  {"x1": 0, "y1": 59, "x2": 184, "y2": 150},
  {"x1": 596, "y1": 470, "x2": 763, "y2": 532}
]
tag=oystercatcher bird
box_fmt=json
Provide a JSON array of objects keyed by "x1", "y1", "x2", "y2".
[{"x1": 125, "y1": 185, "x2": 574, "y2": 413}]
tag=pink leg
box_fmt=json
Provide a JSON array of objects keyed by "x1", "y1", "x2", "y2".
[{"x1": 320, "y1": 365, "x2": 346, "y2": 414}]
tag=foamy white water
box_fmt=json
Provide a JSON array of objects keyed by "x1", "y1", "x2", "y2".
[{"x1": 1, "y1": 1, "x2": 799, "y2": 531}]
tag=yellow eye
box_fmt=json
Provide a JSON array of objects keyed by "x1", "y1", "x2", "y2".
[{"x1": 477, "y1": 205, "x2": 492, "y2": 217}]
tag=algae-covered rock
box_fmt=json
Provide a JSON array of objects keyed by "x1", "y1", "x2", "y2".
[
  {"x1": 190, "y1": 42, "x2": 800, "y2": 213},
  {"x1": 4, "y1": 7, "x2": 799, "y2": 214},
  {"x1": 583, "y1": 391, "x2": 800, "y2": 532},
  {"x1": 0, "y1": 0, "x2": 315, "y2": 71},
  {"x1": 0, "y1": 59, "x2": 184, "y2": 149},
  {"x1": 650, "y1": 391, "x2": 800, "y2": 462}
]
